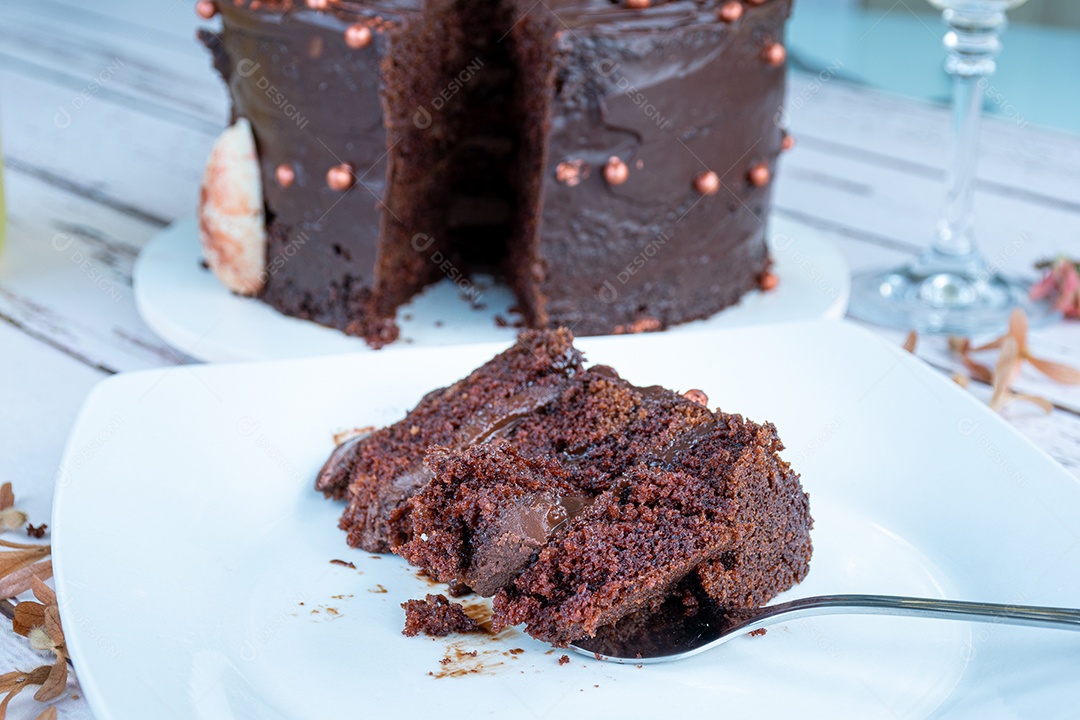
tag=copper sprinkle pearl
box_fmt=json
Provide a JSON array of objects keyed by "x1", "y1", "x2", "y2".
[
  {"x1": 763, "y1": 42, "x2": 786, "y2": 66},
  {"x1": 604, "y1": 157, "x2": 630, "y2": 186},
  {"x1": 327, "y1": 163, "x2": 355, "y2": 191},
  {"x1": 345, "y1": 24, "x2": 373, "y2": 49},
  {"x1": 275, "y1": 164, "x2": 296, "y2": 188},
  {"x1": 694, "y1": 170, "x2": 721, "y2": 196},
  {"x1": 749, "y1": 162, "x2": 770, "y2": 187},
  {"x1": 718, "y1": 2, "x2": 743, "y2": 22}
]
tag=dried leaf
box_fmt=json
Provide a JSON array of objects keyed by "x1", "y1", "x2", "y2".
[
  {"x1": 989, "y1": 337, "x2": 1020, "y2": 411},
  {"x1": 0, "y1": 539, "x2": 48, "y2": 551},
  {"x1": 0, "y1": 510, "x2": 28, "y2": 532},
  {"x1": 0, "y1": 560, "x2": 53, "y2": 600},
  {"x1": 947, "y1": 336, "x2": 969, "y2": 353},
  {"x1": 43, "y1": 605, "x2": 63, "y2": 648},
  {"x1": 1012, "y1": 393, "x2": 1055, "y2": 413},
  {"x1": 0, "y1": 680, "x2": 22, "y2": 720},
  {"x1": 0, "y1": 672, "x2": 24, "y2": 694},
  {"x1": 0, "y1": 546, "x2": 50, "y2": 582},
  {"x1": 0, "y1": 666, "x2": 51, "y2": 720},
  {"x1": 1027, "y1": 355, "x2": 1080, "y2": 385},
  {"x1": 12, "y1": 601, "x2": 45, "y2": 638},
  {"x1": 0, "y1": 485, "x2": 12, "y2": 512},
  {"x1": 1008, "y1": 308, "x2": 1028, "y2": 346},
  {"x1": 902, "y1": 331, "x2": 918, "y2": 353},
  {"x1": 34, "y1": 707, "x2": 57, "y2": 720},
  {"x1": 30, "y1": 576, "x2": 55, "y2": 607},
  {"x1": 33, "y1": 656, "x2": 67, "y2": 703},
  {"x1": 960, "y1": 354, "x2": 994, "y2": 384},
  {"x1": 970, "y1": 336, "x2": 1005, "y2": 353}
]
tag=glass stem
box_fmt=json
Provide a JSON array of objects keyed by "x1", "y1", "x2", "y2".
[{"x1": 935, "y1": 7, "x2": 1006, "y2": 260}]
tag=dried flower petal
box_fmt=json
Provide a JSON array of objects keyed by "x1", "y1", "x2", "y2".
[
  {"x1": 1026, "y1": 356, "x2": 1080, "y2": 385},
  {"x1": 30, "y1": 577, "x2": 55, "y2": 608},
  {"x1": 0, "y1": 510, "x2": 28, "y2": 532},
  {"x1": 0, "y1": 485, "x2": 12, "y2": 512},
  {"x1": 959, "y1": 354, "x2": 994, "y2": 384},
  {"x1": 902, "y1": 331, "x2": 917, "y2": 353},
  {"x1": 33, "y1": 655, "x2": 67, "y2": 703},
  {"x1": 951, "y1": 373, "x2": 970, "y2": 388},
  {"x1": 0, "y1": 539, "x2": 48, "y2": 551},
  {"x1": 0, "y1": 666, "x2": 51, "y2": 720},
  {"x1": 947, "y1": 336, "x2": 969, "y2": 353},
  {"x1": 43, "y1": 605, "x2": 64, "y2": 649},
  {"x1": 0, "y1": 671, "x2": 24, "y2": 694},
  {"x1": 0, "y1": 545, "x2": 50, "y2": 582},
  {"x1": 1011, "y1": 393, "x2": 1054, "y2": 413},
  {"x1": 989, "y1": 337, "x2": 1020, "y2": 411},
  {"x1": 12, "y1": 601, "x2": 45, "y2": 638},
  {"x1": 0, "y1": 560, "x2": 53, "y2": 600},
  {"x1": 34, "y1": 707, "x2": 57, "y2": 720}
]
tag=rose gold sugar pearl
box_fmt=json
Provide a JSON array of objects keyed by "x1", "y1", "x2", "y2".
[
  {"x1": 762, "y1": 42, "x2": 786, "y2": 66},
  {"x1": 694, "y1": 170, "x2": 720, "y2": 196},
  {"x1": 275, "y1": 164, "x2": 295, "y2": 188},
  {"x1": 717, "y1": 2, "x2": 743, "y2": 22},
  {"x1": 326, "y1": 163, "x2": 355, "y2": 191},
  {"x1": 345, "y1": 24, "x2": 373, "y2": 49},
  {"x1": 748, "y1": 162, "x2": 770, "y2": 187},
  {"x1": 603, "y1": 157, "x2": 629, "y2": 186}
]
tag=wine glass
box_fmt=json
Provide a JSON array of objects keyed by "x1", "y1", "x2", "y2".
[{"x1": 847, "y1": 0, "x2": 1055, "y2": 336}]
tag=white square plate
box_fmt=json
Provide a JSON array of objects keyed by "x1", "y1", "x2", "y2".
[{"x1": 53, "y1": 321, "x2": 1080, "y2": 719}]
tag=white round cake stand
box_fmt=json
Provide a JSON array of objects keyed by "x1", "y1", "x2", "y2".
[{"x1": 133, "y1": 216, "x2": 850, "y2": 362}]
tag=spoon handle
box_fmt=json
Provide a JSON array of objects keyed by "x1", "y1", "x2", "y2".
[{"x1": 745, "y1": 594, "x2": 1080, "y2": 631}]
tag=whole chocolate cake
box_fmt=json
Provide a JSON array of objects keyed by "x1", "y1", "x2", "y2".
[
  {"x1": 317, "y1": 329, "x2": 813, "y2": 645},
  {"x1": 197, "y1": 0, "x2": 793, "y2": 347}
]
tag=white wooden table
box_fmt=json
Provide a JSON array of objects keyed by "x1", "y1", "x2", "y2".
[{"x1": 2, "y1": 1, "x2": 1079, "y2": 717}]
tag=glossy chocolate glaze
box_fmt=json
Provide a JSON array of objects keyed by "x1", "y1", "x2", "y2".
[
  {"x1": 534, "y1": 0, "x2": 790, "y2": 332},
  {"x1": 202, "y1": 0, "x2": 791, "y2": 343}
]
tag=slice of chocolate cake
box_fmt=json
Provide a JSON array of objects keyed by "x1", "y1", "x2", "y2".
[
  {"x1": 318, "y1": 329, "x2": 812, "y2": 645},
  {"x1": 317, "y1": 328, "x2": 583, "y2": 551}
]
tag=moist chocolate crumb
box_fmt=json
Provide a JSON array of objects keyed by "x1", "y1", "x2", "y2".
[
  {"x1": 558, "y1": 655, "x2": 570, "y2": 666},
  {"x1": 26, "y1": 523, "x2": 47, "y2": 539},
  {"x1": 748, "y1": 628, "x2": 767, "y2": 637},
  {"x1": 329, "y1": 559, "x2": 356, "y2": 569},
  {"x1": 402, "y1": 594, "x2": 483, "y2": 637}
]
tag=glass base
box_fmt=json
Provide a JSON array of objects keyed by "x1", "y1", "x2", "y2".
[{"x1": 848, "y1": 254, "x2": 1058, "y2": 336}]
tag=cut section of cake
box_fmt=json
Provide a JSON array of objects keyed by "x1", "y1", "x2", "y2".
[
  {"x1": 318, "y1": 328, "x2": 812, "y2": 645},
  {"x1": 317, "y1": 328, "x2": 583, "y2": 551}
]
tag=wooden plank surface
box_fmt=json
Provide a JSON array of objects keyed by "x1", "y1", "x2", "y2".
[{"x1": 2, "y1": 1, "x2": 1080, "y2": 717}]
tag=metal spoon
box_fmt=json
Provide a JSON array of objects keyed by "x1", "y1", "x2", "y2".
[{"x1": 569, "y1": 594, "x2": 1080, "y2": 664}]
